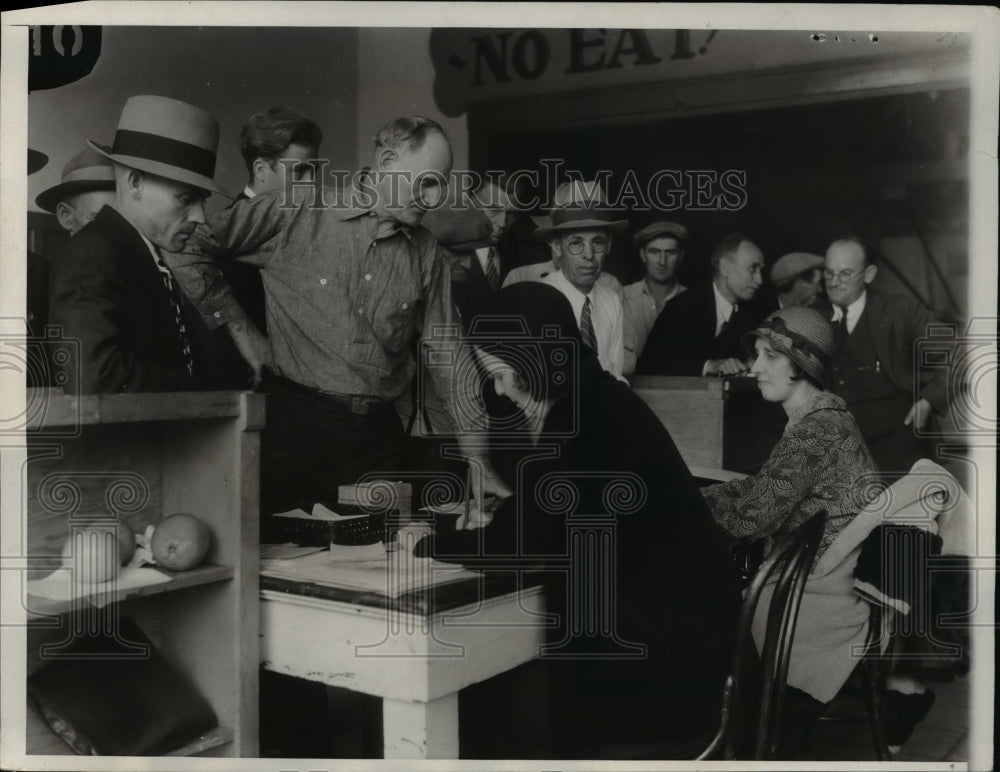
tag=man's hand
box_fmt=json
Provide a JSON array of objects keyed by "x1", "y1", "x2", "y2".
[
  {"x1": 226, "y1": 318, "x2": 270, "y2": 387},
  {"x1": 703, "y1": 357, "x2": 749, "y2": 377},
  {"x1": 904, "y1": 397, "x2": 933, "y2": 430},
  {"x1": 457, "y1": 457, "x2": 512, "y2": 531}
]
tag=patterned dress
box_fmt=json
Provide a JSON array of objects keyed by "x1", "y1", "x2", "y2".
[{"x1": 702, "y1": 390, "x2": 878, "y2": 563}]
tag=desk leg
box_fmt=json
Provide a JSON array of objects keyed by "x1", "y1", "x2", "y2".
[{"x1": 382, "y1": 693, "x2": 459, "y2": 759}]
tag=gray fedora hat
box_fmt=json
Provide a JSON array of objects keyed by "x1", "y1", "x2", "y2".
[
  {"x1": 535, "y1": 179, "x2": 628, "y2": 240},
  {"x1": 90, "y1": 95, "x2": 230, "y2": 197},
  {"x1": 36, "y1": 145, "x2": 116, "y2": 212}
]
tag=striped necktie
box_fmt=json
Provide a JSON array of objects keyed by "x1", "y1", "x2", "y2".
[
  {"x1": 835, "y1": 308, "x2": 849, "y2": 345},
  {"x1": 580, "y1": 296, "x2": 598, "y2": 354},
  {"x1": 485, "y1": 247, "x2": 500, "y2": 291},
  {"x1": 153, "y1": 250, "x2": 194, "y2": 375}
]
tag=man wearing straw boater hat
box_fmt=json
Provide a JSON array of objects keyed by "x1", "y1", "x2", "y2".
[
  {"x1": 535, "y1": 179, "x2": 629, "y2": 379},
  {"x1": 50, "y1": 95, "x2": 231, "y2": 395},
  {"x1": 36, "y1": 145, "x2": 116, "y2": 236}
]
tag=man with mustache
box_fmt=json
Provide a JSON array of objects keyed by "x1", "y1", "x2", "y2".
[
  {"x1": 536, "y1": 180, "x2": 629, "y2": 379},
  {"x1": 50, "y1": 95, "x2": 230, "y2": 394}
]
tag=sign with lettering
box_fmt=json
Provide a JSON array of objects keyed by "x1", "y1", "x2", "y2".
[
  {"x1": 28, "y1": 25, "x2": 102, "y2": 92},
  {"x1": 429, "y1": 28, "x2": 963, "y2": 117}
]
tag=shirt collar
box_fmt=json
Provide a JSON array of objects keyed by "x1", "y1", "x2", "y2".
[
  {"x1": 243, "y1": 185, "x2": 257, "y2": 199},
  {"x1": 136, "y1": 230, "x2": 163, "y2": 269},
  {"x1": 337, "y1": 187, "x2": 415, "y2": 244},
  {"x1": 832, "y1": 290, "x2": 867, "y2": 322},
  {"x1": 712, "y1": 280, "x2": 736, "y2": 319},
  {"x1": 550, "y1": 266, "x2": 591, "y2": 301}
]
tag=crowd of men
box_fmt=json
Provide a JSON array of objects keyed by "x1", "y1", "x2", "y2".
[{"x1": 30, "y1": 94, "x2": 952, "y2": 490}]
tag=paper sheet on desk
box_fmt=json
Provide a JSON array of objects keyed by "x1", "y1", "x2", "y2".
[
  {"x1": 27, "y1": 566, "x2": 172, "y2": 608},
  {"x1": 260, "y1": 549, "x2": 477, "y2": 597}
]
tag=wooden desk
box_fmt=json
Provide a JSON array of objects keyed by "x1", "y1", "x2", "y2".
[{"x1": 259, "y1": 571, "x2": 546, "y2": 759}]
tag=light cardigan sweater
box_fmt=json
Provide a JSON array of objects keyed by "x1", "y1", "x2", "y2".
[{"x1": 754, "y1": 459, "x2": 973, "y2": 702}]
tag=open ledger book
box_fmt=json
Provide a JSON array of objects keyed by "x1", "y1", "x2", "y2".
[{"x1": 260, "y1": 543, "x2": 478, "y2": 598}]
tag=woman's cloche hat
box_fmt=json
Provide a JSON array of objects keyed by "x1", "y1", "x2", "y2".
[{"x1": 742, "y1": 305, "x2": 836, "y2": 384}]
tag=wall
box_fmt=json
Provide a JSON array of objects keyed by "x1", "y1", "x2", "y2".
[
  {"x1": 28, "y1": 26, "x2": 359, "y2": 215},
  {"x1": 356, "y1": 28, "x2": 468, "y2": 171}
]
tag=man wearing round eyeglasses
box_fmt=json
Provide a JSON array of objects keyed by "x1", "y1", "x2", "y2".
[
  {"x1": 623, "y1": 221, "x2": 689, "y2": 375},
  {"x1": 535, "y1": 187, "x2": 629, "y2": 379},
  {"x1": 823, "y1": 237, "x2": 950, "y2": 476}
]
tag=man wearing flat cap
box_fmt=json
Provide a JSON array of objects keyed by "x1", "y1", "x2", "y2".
[
  {"x1": 623, "y1": 221, "x2": 688, "y2": 375},
  {"x1": 50, "y1": 95, "x2": 232, "y2": 394},
  {"x1": 771, "y1": 252, "x2": 825, "y2": 310},
  {"x1": 535, "y1": 180, "x2": 629, "y2": 379}
]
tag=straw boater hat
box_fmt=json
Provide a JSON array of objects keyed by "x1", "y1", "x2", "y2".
[
  {"x1": 741, "y1": 306, "x2": 835, "y2": 385},
  {"x1": 89, "y1": 95, "x2": 229, "y2": 197},
  {"x1": 770, "y1": 252, "x2": 825, "y2": 287},
  {"x1": 35, "y1": 146, "x2": 116, "y2": 212},
  {"x1": 534, "y1": 179, "x2": 629, "y2": 240}
]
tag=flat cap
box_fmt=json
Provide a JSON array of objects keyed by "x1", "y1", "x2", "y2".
[
  {"x1": 771, "y1": 252, "x2": 824, "y2": 286},
  {"x1": 633, "y1": 221, "x2": 689, "y2": 248}
]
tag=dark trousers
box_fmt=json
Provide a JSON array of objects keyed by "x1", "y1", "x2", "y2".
[
  {"x1": 259, "y1": 372, "x2": 405, "y2": 514},
  {"x1": 257, "y1": 373, "x2": 403, "y2": 758}
]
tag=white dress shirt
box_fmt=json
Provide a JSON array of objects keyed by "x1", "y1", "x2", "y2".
[
  {"x1": 712, "y1": 281, "x2": 737, "y2": 337},
  {"x1": 542, "y1": 269, "x2": 625, "y2": 380},
  {"x1": 622, "y1": 280, "x2": 685, "y2": 375},
  {"x1": 831, "y1": 291, "x2": 867, "y2": 335},
  {"x1": 474, "y1": 246, "x2": 494, "y2": 275}
]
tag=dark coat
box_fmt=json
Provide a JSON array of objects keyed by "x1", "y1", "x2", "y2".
[
  {"x1": 636, "y1": 281, "x2": 767, "y2": 376},
  {"x1": 818, "y1": 289, "x2": 950, "y2": 413},
  {"x1": 418, "y1": 362, "x2": 740, "y2": 754},
  {"x1": 50, "y1": 206, "x2": 202, "y2": 394},
  {"x1": 446, "y1": 246, "x2": 512, "y2": 334}
]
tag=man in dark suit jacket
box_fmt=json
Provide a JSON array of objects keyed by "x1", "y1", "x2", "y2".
[
  {"x1": 821, "y1": 237, "x2": 951, "y2": 475},
  {"x1": 636, "y1": 233, "x2": 767, "y2": 376},
  {"x1": 50, "y1": 95, "x2": 232, "y2": 394},
  {"x1": 441, "y1": 175, "x2": 517, "y2": 333}
]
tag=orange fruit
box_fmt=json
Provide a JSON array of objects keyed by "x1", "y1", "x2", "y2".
[{"x1": 151, "y1": 513, "x2": 211, "y2": 571}]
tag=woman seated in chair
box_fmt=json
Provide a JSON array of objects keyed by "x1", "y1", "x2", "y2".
[
  {"x1": 416, "y1": 283, "x2": 741, "y2": 759},
  {"x1": 700, "y1": 306, "x2": 880, "y2": 746}
]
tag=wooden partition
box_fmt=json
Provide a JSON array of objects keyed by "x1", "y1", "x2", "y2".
[{"x1": 630, "y1": 375, "x2": 785, "y2": 474}]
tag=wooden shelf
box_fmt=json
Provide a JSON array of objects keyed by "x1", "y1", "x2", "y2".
[
  {"x1": 165, "y1": 725, "x2": 234, "y2": 756},
  {"x1": 26, "y1": 564, "x2": 235, "y2": 619},
  {"x1": 24, "y1": 389, "x2": 264, "y2": 430}
]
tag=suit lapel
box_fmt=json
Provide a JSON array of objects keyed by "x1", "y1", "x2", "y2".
[{"x1": 863, "y1": 289, "x2": 894, "y2": 370}]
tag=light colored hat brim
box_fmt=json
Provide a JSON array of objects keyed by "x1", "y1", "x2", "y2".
[
  {"x1": 36, "y1": 179, "x2": 116, "y2": 213},
  {"x1": 535, "y1": 218, "x2": 629, "y2": 240},
  {"x1": 89, "y1": 140, "x2": 231, "y2": 198}
]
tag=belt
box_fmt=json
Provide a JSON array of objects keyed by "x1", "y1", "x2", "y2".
[{"x1": 261, "y1": 371, "x2": 393, "y2": 416}]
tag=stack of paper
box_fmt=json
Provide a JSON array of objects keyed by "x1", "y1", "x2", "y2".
[{"x1": 260, "y1": 549, "x2": 476, "y2": 598}]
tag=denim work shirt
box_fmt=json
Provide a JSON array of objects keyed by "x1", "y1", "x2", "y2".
[{"x1": 173, "y1": 188, "x2": 484, "y2": 430}]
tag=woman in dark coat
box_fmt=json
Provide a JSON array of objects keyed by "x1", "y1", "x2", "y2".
[{"x1": 416, "y1": 283, "x2": 740, "y2": 759}]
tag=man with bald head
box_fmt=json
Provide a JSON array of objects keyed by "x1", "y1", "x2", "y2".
[
  {"x1": 637, "y1": 233, "x2": 766, "y2": 376},
  {"x1": 822, "y1": 236, "x2": 951, "y2": 475},
  {"x1": 177, "y1": 115, "x2": 508, "y2": 514}
]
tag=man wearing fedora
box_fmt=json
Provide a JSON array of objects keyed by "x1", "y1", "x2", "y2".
[
  {"x1": 50, "y1": 95, "x2": 233, "y2": 394},
  {"x1": 535, "y1": 181, "x2": 629, "y2": 379},
  {"x1": 622, "y1": 220, "x2": 689, "y2": 376},
  {"x1": 771, "y1": 251, "x2": 826, "y2": 310},
  {"x1": 35, "y1": 146, "x2": 116, "y2": 236},
  {"x1": 502, "y1": 179, "x2": 624, "y2": 297},
  {"x1": 637, "y1": 232, "x2": 767, "y2": 377}
]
